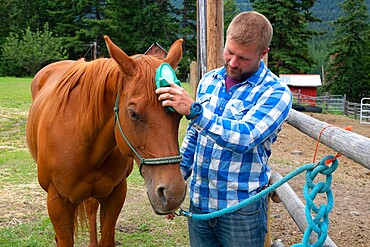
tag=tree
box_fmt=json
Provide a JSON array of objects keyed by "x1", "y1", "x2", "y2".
[
  {"x1": 44, "y1": 0, "x2": 93, "y2": 59},
  {"x1": 0, "y1": 24, "x2": 68, "y2": 76},
  {"x1": 74, "y1": 0, "x2": 108, "y2": 59},
  {"x1": 103, "y1": 0, "x2": 179, "y2": 56},
  {"x1": 251, "y1": 0, "x2": 320, "y2": 75},
  {"x1": 0, "y1": 0, "x2": 48, "y2": 60},
  {"x1": 324, "y1": 0, "x2": 370, "y2": 102},
  {"x1": 172, "y1": 0, "x2": 197, "y2": 82},
  {"x1": 224, "y1": 0, "x2": 240, "y2": 35}
]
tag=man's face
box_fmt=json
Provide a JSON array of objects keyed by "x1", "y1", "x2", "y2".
[{"x1": 223, "y1": 38, "x2": 267, "y2": 81}]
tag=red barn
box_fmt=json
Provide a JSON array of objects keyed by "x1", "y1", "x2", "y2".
[
  {"x1": 144, "y1": 43, "x2": 167, "y2": 59},
  {"x1": 279, "y1": 74, "x2": 322, "y2": 97},
  {"x1": 280, "y1": 74, "x2": 322, "y2": 106}
]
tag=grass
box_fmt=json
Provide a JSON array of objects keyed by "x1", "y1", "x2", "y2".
[
  {"x1": 0, "y1": 77, "x2": 193, "y2": 246},
  {"x1": 0, "y1": 77, "x2": 33, "y2": 109},
  {"x1": 0, "y1": 218, "x2": 55, "y2": 247}
]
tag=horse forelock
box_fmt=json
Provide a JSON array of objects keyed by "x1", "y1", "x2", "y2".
[{"x1": 126, "y1": 55, "x2": 162, "y2": 106}]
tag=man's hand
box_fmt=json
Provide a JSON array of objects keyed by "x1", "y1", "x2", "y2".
[
  {"x1": 165, "y1": 212, "x2": 176, "y2": 220},
  {"x1": 155, "y1": 82, "x2": 195, "y2": 116}
]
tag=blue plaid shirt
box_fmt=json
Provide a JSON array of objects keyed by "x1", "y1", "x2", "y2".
[{"x1": 180, "y1": 61, "x2": 292, "y2": 213}]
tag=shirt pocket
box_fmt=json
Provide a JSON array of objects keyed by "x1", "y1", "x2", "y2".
[
  {"x1": 226, "y1": 99, "x2": 255, "y2": 120},
  {"x1": 198, "y1": 94, "x2": 215, "y2": 111}
]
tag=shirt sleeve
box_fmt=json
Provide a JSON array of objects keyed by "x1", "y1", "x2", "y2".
[
  {"x1": 179, "y1": 124, "x2": 198, "y2": 180},
  {"x1": 192, "y1": 80, "x2": 292, "y2": 154}
]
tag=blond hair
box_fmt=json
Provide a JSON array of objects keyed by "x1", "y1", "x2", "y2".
[{"x1": 226, "y1": 11, "x2": 273, "y2": 52}]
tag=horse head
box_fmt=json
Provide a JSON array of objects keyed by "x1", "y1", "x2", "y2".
[{"x1": 104, "y1": 36, "x2": 186, "y2": 214}]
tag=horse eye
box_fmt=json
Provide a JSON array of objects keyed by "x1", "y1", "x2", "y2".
[{"x1": 128, "y1": 109, "x2": 140, "y2": 120}]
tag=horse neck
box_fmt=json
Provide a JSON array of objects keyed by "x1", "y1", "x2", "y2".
[{"x1": 75, "y1": 59, "x2": 123, "y2": 133}]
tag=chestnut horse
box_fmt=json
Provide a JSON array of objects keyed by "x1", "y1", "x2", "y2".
[{"x1": 26, "y1": 36, "x2": 186, "y2": 246}]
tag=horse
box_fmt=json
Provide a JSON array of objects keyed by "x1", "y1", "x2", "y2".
[{"x1": 26, "y1": 36, "x2": 187, "y2": 246}]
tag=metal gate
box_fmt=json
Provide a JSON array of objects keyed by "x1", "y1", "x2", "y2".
[{"x1": 360, "y1": 97, "x2": 370, "y2": 124}]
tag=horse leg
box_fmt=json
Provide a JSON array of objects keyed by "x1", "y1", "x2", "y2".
[
  {"x1": 47, "y1": 184, "x2": 76, "y2": 246},
  {"x1": 98, "y1": 179, "x2": 127, "y2": 247},
  {"x1": 85, "y1": 198, "x2": 100, "y2": 247}
]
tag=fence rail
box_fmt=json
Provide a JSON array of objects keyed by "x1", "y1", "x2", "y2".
[{"x1": 287, "y1": 109, "x2": 370, "y2": 169}]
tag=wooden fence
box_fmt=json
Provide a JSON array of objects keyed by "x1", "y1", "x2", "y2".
[
  {"x1": 345, "y1": 101, "x2": 362, "y2": 119},
  {"x1": 268, "y1": 109, "x2": 370, "y2": 246}
]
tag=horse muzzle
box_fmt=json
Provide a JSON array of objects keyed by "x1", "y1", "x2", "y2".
[{"x1": 144, "y1": 170, "x2": 187, "y2": 215}]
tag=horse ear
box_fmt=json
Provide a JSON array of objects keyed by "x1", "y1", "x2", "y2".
[
  {"x1": 104, "y1": 35, "x2": 136, "y2": 75},
  {"x1": 163, "y1": 39, "x2": 183, "y2": 69}
]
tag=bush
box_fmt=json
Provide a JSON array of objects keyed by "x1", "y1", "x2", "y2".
[{"x1": 0, "y1": 23, "x2": 68, "y2": 77}]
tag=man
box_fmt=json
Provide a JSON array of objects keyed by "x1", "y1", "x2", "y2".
[{"x1": 156, "y1": 11, "x2": 292, "y2": 247}]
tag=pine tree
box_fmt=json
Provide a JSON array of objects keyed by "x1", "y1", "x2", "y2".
[
  {"x1": 172, "y1": 0, "x2": 197, "y2": 82},
  {"x1": 224, "y1": 0, "x2": 240, "y2": 38},
  {"x1": 325, "y1": 0, "x2": 370, "y2": 102},
  {"x1": 104, "y1": 0, "x2": 179, "y2": 55},
  {"x1": 251, "y1": 0, "x2": 320, "y2": 75},
  {"x1": 43, "y1": 0, "x2": 90, "y2": 59}
]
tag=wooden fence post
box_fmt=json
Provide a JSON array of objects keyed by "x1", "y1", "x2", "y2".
[
  {"x1": 206, "y1": 0, "x2": 224, "y2": 71},
  {"x1": 190, "y1": 61, "x2": 198, "y2": 99},
  {"x1": 343, "y1": 94, "x2": 346, "y2": 114}
]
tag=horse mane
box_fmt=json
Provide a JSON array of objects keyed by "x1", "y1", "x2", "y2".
[{"x1": 49, "y1": 55, "x2": 161, "y2": 131}]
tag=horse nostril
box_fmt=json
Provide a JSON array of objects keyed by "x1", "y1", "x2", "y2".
[{"x1": 156, "y1": 186, "x2": 168, "y2": 206}]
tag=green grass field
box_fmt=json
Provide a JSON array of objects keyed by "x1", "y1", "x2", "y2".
[{"x1": 0, "y1": 77, "x2": 192, "y2": 246}]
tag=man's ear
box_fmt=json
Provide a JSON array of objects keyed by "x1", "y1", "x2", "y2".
[{"x1": 261, "y1": 47, "x2": 270, "y2": 59}]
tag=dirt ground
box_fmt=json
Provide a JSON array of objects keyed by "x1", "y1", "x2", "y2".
[
  {"x1": 268, "y1": 112, "x2": 370, "y2": 247},
  {"x1": 1, "y1": 112, "x2": 369, "y2": 246}
]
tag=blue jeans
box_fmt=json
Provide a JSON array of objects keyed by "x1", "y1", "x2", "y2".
[{"x1": 188, "y1": 195, "x2": 268, "y2": 247}]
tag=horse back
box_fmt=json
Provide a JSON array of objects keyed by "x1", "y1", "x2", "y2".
[{"x1": 31, "y1": 60, "x2": 77, "y2": 99}]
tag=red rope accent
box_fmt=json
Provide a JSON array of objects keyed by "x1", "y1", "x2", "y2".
[{"x1": 312, "y1": 125, "x2": 352, "y2": 166}]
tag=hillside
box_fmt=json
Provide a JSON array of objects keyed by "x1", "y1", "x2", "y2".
[{"x1": 236, "y1": 0, "x2": 370, "y2": 29}]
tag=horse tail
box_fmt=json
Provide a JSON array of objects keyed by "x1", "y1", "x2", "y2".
[
  {"x1": 73, "y1": 198, "x2": 99, "y2": 238},
  {"x1": 73, "y1": 201, "x2": 88, "y2": 237}
]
